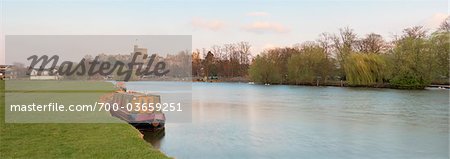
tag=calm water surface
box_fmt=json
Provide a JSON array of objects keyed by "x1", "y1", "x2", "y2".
[{"x1": 126, "y1": 82, "x2": 449, "y2": 159}]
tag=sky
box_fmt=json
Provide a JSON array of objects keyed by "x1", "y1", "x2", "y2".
[
  {"x1": 0, "y1": 0, "x2": 448, "y2": 64},
  {"x1": 6, "y1": 35, "x2": 192, "y2": 65}
]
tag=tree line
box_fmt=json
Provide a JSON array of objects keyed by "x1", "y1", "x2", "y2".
[
  {"x1": 248, "y1": 19, "x2": 449, "y2": 89},
  {"x1": 192, "y1": 42, "x2": 252, "y2": 79}
]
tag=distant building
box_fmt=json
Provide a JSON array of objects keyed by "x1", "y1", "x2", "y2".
[
  {"x1": 0, "y1": 65, "x2": 10, "y2": 80},
  {"x1": 134, "y1": 45, "x2": 148, "y2": 55},
  {"x1": 131, "y1": 45, "x2": 148, "y2": 63},
  {"x1": 29, "y1": 68, "x2": 61, "y2": 80}
]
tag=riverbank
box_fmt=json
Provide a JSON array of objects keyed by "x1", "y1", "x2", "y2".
[
  {"x1": 193, "y1": 76, "x2": 449, "y2": 89},
  {"x1": 0, "y1": 81, "x2": 170, "y2": 158}
]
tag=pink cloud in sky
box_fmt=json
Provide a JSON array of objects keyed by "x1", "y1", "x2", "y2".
[
  {"x1": 423, "y1": 13, "x2": 448, "y2": 29},
  {"x1": 243, "y1": 21, "x2": 290, "y2": 34},
  {"x1": 191, "y1": 18, "x2": 225, "y2": 31}
]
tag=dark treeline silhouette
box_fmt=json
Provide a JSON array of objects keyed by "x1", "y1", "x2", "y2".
[{"x1": 192, "y1": 42, "x2": 252, "y2": 79}]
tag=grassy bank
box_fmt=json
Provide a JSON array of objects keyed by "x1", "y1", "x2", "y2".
[{"x1": 0, "y1": 81, "x2": 169, "y2": 158}]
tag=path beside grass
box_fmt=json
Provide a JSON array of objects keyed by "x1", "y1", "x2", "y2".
[{"x1": 0, "y1": 81, "x2": 169, "y2": 158}]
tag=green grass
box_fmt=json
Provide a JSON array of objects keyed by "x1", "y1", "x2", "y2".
[
  {"x1": 0, "y1": 81, "x2": 170, "y2": 159},
  {"x1": 5, "y1": 80, "x2": 117, "y2": 91}
]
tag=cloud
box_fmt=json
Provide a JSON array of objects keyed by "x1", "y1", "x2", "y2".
[
  {"x1": 246, "y1": 12, "x2": 269, "y2": 17},
  {"x1": 243, "y1": 21, "x2": 290, "y2": 34},
  {"x1": 191, "y1": 18, "x2": 225, "y2": 31},
  {"x1": 424, "y1": 13, "x2": 448, "y2": 29}
]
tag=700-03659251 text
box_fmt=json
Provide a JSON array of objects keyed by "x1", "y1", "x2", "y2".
[{"x1": 9, "y1": 102, "x2": 183, "y2": 112}]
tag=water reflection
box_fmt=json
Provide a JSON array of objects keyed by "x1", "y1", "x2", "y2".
[
  {"x1": 125, "y1": 82, "x2": 449, "y2": 159},
  {"x1": 142, "y1": 128, "x2": 166, "y2": 149}
]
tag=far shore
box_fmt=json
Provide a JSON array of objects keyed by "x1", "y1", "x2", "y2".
[
  {"x1": 3, "y1": 77, "x2": 449, "y2": 90},
  {"x1": 192, "y1": 76, "x2": 450, "y2": 90}
]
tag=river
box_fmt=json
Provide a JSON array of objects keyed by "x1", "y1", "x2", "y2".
[{"x1": 125, "y1": 82, "x2": 449, "y2": 159}]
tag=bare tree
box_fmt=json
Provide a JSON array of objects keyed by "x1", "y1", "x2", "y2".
[
  {"x1": 333, "y1": 27, "x2": 358, "y2": 54},
  {"x1": 357, "y1": 33, "x2": 386, "y2": 54},
  {"x1": 403, "y1": 26, "x2": 427, "y2": 39},
  {"x1": 236, "y1": 42, "x2": 252, "y2": 76},
  {"x1": 332, "y1": 27, "x2": 358, "y2": 78},
  {"x1": 211, "y1": 45, "x2": 223, "y2": 60},
  {"x1": 317, "y1": 32, "x2": 334, "y2": 57}
]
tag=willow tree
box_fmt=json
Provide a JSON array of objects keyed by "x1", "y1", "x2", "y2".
[
  {"x1": 288, "y1": 42, "x2": 333, "y2": 84},
  {"x1": 332, "y1": 27, "x2": 358, "y2": 79},
  {"x1": 248, "y1": 54, "x2": 280, "y2": 84},
  {"x1": 288, "y1": 53, "x2": 314, "y2": 84},
  {"x1": 429, "y1": 18, "x2": 450, "y2": 82},
  {"x1": 389, "y1": 26, "x2": 433, "y2": 89},
  {"x1": 344, "y1": 53, "x2": 390, "y2": 86},
  {"x1": 265, "y1": 47, "x2": 297, "y2": 83}
]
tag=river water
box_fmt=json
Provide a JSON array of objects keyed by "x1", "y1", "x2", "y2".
[{"x1": 126, "y1": 82, "x2": 449, "y2": 159}]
